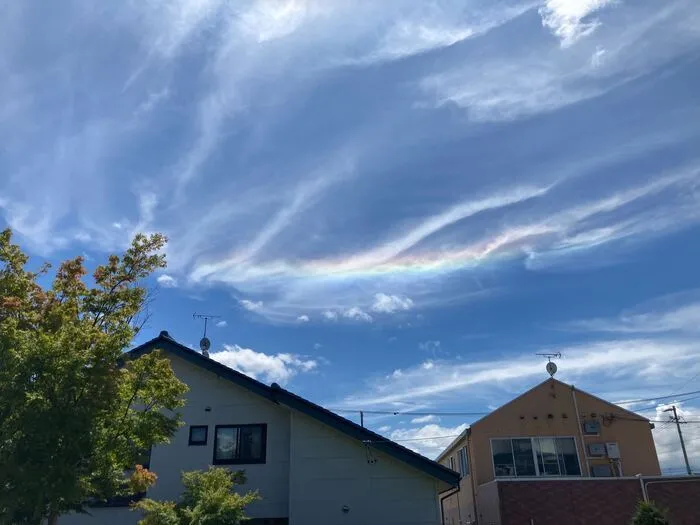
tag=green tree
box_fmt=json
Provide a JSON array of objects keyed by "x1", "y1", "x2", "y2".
[
  {"x1": 632, "y1": 501, "x2": 671, "y2": 525},
  {"x1": 134, "y1": 467, "x2": 260, "y2": 525},
  {"x1": 0, "y1": 229, "x2": 188, "y2": 525}
]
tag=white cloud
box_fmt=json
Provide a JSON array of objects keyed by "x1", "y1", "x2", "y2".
[
  {"x1": 371, "y1": 293, "x2": 414, "y2": 314},
  {"x1": 377, "y1": 425, "x2": 392, "y2": 433},
  {"x1": 313, "y1": 342, "x2": 322, "y2": 349},
  {"x1": 341, "y1": 339, "x2": 700, "y2": 408},
  {"x1": 157, "y1": 274, "x2": 178, "y2": 288},
  {"x1": 539, "y1": 0, "x2": 613, "y2": 47},
  {"x1": 215, "y1": 320, "x2": 227, "y2": 328},
  {"x1": 322, "y1": 311, "x2": 338, "y2": 321},
  {"x1": 211, "y1": 343, "x2": 317, "y2": 385},
  {"x1": 566, "y1": 290, "x2": 700, "y2": 334},
  {"x1": 389, "y1": 423, "x2": 468, "y2": 459},
  {"x1": 296, "y1": 314, "x2": 310, "y2": 323},
  {"x1": 649, "y1": 403, "x2": 700, "y2": 474},
  {"x1": 411, "y1": 414, "x2": 438, "y2": 424},
  {"x1": 343, "y1": 307, "x2": 373, "y2": 323},
  {"x1": 240, "y1": 299, "x2": 264, "y2": 312}
]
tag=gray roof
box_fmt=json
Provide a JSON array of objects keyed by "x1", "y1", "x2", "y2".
[{"x1": 128, "y1": 331, "x2": 459, "y2": 487}]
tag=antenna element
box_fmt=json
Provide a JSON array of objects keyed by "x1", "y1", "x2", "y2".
[
  {"x1": 536, "y1": 352, "x2": 561, "y2": 377},
  {"x1": 193, "y1": 313, "x2": 221, "y2": 357}
]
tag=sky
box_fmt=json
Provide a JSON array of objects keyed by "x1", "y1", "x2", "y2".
[{"x1": 1, "y1": 0, "x2": 700, "y2": 473}]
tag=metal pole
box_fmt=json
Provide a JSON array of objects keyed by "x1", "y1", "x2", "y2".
[
  {"x1": 666, "y1": 405, "x2": 691, "y2": 475},
  {"x1": 360, "y1": 411, "x2": 364, "y2": 428}
]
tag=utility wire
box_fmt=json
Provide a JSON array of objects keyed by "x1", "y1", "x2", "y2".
[
  {"x1": 615, "y1": 389, "x2": 700, "y2": 405},
  {"x1": 368, "y1": 434, "x2": 462, "y2": 443},
  {"x1": 330, "y1": 408, "x2": 489, "y2": 416}
]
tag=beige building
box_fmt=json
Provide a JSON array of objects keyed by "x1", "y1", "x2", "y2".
[
  {"x1": 61, "y1": 331, "x2": 458, "y2": 525},
  {"x1": 437, "y1": 378, "x2": 660, "y2": 525}
]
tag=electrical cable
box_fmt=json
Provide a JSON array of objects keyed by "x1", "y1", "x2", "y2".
[{"x1": 615, "y1": 389, "x2": 700, "y2": 405}]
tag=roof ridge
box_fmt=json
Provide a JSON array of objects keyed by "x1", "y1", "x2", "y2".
[{"x1": 127, "y1": 331, "x2": 459, "y2": 487}]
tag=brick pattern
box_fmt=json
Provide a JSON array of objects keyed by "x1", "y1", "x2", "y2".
[
  {"x1": 496, "y1": 480, "x2": 642, "y2": 525},
  {"x1": 647, "y1": 479, "x2": 700, "y2": 525},
  {"x1": 492, "y1": 478, "x2": 700, "y2": 525}
]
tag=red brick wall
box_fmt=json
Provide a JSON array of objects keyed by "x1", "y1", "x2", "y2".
[
  {"x1": 647, "y1": 479, "x2": 700, "y2": 525},
  {"x1": 493, "y1": 478, "x2": 700, "y2": 525},
  {"x1": 496, "y1": 480, "x2": 642, "y2": 525}
]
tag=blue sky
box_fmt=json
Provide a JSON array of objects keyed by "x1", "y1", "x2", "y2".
[{"x1": 2, "y1": 0, "x2": 700, "y2": 471}]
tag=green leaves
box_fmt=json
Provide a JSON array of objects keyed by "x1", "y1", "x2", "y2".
[
  {"x1": 0, "y1": 229, "x2": 186, "y2": 524},
  {"x1": 632, "y1": 501, "x2": 671, "y2": 525},
  {"x1": 134, "y1": 467, "x2": 260, "y2": 525}
]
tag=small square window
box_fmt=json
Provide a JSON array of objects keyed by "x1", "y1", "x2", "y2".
[{"x1": 189, "y1": 425, "x2": 208, "y2": 446}]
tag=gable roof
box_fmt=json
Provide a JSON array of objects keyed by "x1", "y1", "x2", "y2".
[
  {"x1": 128, "y1": 331, "x2": 459, "y2": 487},
  {"x1": 435, "y1": 378, "x2": 653, "y2": 463},
  {"x1": 468, "y1": 377, "x2": 651, "y2": 431}
]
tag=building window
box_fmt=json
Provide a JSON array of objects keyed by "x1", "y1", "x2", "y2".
[
  {"x1": 458, "y1": 447, "x2": 469, "y2": 476},
  {"x1": 213, "y1": 424, "x2": 267, "y2": 465},
  {"x1": 449, "y1": 455, "x2": 456, "y2": 471},
  {"x1": 492, "y1": 437, "x2": 581, "y2": 477},
  {"x1": 189, "y1": 425, "x2": 208, "y2": 446}
]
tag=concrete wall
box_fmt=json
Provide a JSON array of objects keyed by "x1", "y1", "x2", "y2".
[
  {"x1": 475, "y1": 481, "x2": 500, "y2": 525},
  {"x1": 469, "y1": 379, "x2": 660, "y2": 487},
  {"x1": 289, "y1": 411, "x2": 442, "y2": 525}
]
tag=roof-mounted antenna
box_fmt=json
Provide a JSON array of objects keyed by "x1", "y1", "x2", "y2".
[
  {"x1": 536, "y1": 352, "x2": 561, "y2": 377},
  {"x1": 193, "y1": 313, "x2": 221, "y2": 358}
]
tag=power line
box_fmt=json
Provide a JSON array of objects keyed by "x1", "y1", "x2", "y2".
[
  {"x1": 615, "y1": 389, "x2": 700, "y2": 405},
  {"x1": 369, "y1": 434, "x2": 462, "y2": 443},
  {"x1": 330, "y1": 408, "x2": 489, "y2": 417}
]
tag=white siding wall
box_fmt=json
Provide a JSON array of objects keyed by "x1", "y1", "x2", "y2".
[
  {"x1": 62, "y1": 352, "x2": 445, "y2": 525},
  {"x1": 289, "y1": 411, "x2": 441, "y2": 525},
  {"x1": 148, "y1": 355, "x2": 291, "y2": 519}
]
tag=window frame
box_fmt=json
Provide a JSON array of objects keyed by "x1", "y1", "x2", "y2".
[
  {"x1": 213, "y1": 424, "x2": 267, "y2": 465},
  {"x1": 449, "y1": 455, "x2": 456, "y2": 472},
  {"x1": 458, "y1": 446, "x2": 469, "y2": 477},
  {"x1": 489, "y1": 436, "x2": 582, "y2": 479},
  {"x1": 188, "y1": 425, "x2": 209, "y2": 446}
]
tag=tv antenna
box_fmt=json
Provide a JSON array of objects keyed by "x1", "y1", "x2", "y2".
[
  {"x1": 536, "y1": 352, "x2": 561, "y2": 377},
  {"x1": 193, "y1": 313, "x2": 221, "y2": 358}
]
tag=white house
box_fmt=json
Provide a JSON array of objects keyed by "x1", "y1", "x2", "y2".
[{"x1": 61, "y1": 331, "x2": 458, "y2": 525}]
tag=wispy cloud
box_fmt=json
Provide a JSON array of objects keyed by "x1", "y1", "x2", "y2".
[
  {"x1": 296, "y1": 314, "x2": 310, "y2": 323},
  {"x1": 211, "y1": 343, "x2": 317, "y2": 385},
  {"x1": 538, "y1": 0, "x2": 614, "y2": 47},
  {"x1": 565, "y1": 290, "x2": 700, "y2": 334},
  {"x1": 215, "y1": 320, "x2": 228, "y2": 328},
  {"x1": 341, "y1": 339, "x2": 700, "y2": 408},
  {"x1": 371, "y1": 293, "x2": 414, "y2": 314},
  {"x1": 240, "y1": 299, "x2": 264, "y2": 312},
  {"x1": 157, "y1": 274, "x2": 178, "y2": 288},
  {"x1": 343, "y1": 307, "x2": 373, "y2": 323}
]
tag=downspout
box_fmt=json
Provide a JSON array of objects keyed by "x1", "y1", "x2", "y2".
[
  {"x1": 440, "y1": 486, "x2": 460, "y2": 525},
  {"x1": 468, "y1": 432, "x2": 479, "y2": 524},
  {"x1": 636, "y1": 475, "x2": 648, "y2": 502},
  {"x1": 571, "y1": 386, "x2": 590, "y2": 476}
]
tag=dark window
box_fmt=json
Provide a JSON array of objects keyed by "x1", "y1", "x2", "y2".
[
  {"x1": 458, "y1": 447, "x2": 469, "y2": 476},
  {"x1": 493, "y1": 437, "x2": 581, "y2": 477},
  {"x1": 492, "y1": 439, "x2": 515, "y2": 476},
  {"x1": 214, "y1": 424, "x2": 266, "y2": 464},
  {"x1": 189, "y1": 425, "x2": 208, "y2": 446},
  {"x1": 512, "y1": 438, "x2": 536, "y2": 476}
]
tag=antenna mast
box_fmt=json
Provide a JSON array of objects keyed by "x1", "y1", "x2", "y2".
[
  {"x1": 536, "y1": 352, "x2": 561, "y2": 377},
  {"x1": 193, "y1": 313, "x2": 221, "y2": 357}
]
